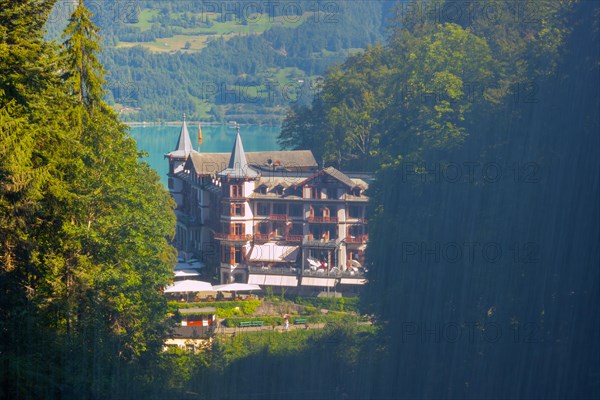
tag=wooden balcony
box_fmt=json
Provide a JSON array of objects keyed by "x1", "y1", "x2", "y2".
[
  {"x1": 307, "y1": 216, "x2": 338, "y2": 223},
  {"x1": 214, "y1": 233, "x2": 252, "y2": 241},
  {"x1": 269, "y1": 214, "x2": 288, "y2": 221},
  {"x1": 284, "y1": 235, "x2": 303, "y2": 242},
  {"x1": 345, "y1": 235, "x2": 368, "y2": 244}
]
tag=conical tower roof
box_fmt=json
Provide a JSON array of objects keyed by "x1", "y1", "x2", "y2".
[
  {"x1": 174, "y1": 115, "x2": 194, "y2": 154},
  {"x1": 218, "y1": 130, "x2": 259, "y2": 179}
]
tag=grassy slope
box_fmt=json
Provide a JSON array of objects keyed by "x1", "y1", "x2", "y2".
[{"x1": 117, "y1": 11, "x2": 310, "y2": 53}]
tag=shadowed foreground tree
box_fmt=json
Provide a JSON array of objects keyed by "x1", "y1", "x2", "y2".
[
  {"x1": 278, "y1": 0, "x2": 599, "y2": 398},
  {"x1": 1, "y1": 1, "x2": 176, "y2": 398},
  {"x1": 362, "y1": 1, "x2": 600, "y2": 399}
]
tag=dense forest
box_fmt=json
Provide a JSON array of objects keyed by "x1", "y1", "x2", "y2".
[
  {"x1": 280, "y1": 0, "x2": 600, "y2": 398},
  {"x1": 2, "y1": 0, "x2": 599, "y2": 399},
  {"x1": 45, "y1": 0, "x2": 393, "y2": 123}
]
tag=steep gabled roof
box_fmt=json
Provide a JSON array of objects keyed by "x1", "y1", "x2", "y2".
[
  {"x1": 293, "y1": 166, "x2": 358, "y2": 189},
  {"x1": 217, "y1": 131, "x2": 259, "y2": 179},
  {"x1": 322, "y1": 167, "x2": 357, "y2": 188}
]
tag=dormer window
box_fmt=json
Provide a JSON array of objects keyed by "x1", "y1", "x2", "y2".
[
  {"x1": 351, "y1": 187, "x2": 361, "y2": 197},
  {"x1": 288, "y1": 186, "x2": 302, "y2": 197},
  {"x1": 273, "y1": 185, "x2": 284, "y2": 196}
]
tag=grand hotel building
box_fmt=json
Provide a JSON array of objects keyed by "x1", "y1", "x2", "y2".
[{"x1": 165, "y1": 119, "x2": 371, "y2": 293}]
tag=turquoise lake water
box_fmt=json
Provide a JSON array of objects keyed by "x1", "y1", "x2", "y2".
[{"x1": 129, "y1": 124, "x2": 281, "y2": 185}]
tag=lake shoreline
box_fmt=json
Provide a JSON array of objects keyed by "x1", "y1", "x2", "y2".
[
  {"x1": 125, "y1": 121, "x2": 283, "y2": 128},
  {"x1": 129, "y1": 124, "x2": 282, "y2": 186}
]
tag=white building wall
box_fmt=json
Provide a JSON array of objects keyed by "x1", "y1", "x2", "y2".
[{"x1": 243, "y1": 181, "x2": 255, "y2": 197}]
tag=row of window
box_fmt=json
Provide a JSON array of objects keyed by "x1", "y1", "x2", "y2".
[
  {"x1": 226, "y1": 184, "x2": 362, "y2": 199},
  {"x1": 224, "y1": 202, "x2": 365, "y2": 218},
  {"x1": 221, "y1": 222, "x2": 365, "y2": 239}
]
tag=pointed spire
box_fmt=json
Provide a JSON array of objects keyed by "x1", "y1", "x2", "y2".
[
  {"x1": 173, "y1": 114, "x2": 195, "y2": 156},
  {"x1": 218, "y1": 129, "x2": 259, "y2": 179}
]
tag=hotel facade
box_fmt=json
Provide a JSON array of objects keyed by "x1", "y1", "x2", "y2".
[{"x1": 165, "y1": 120, "x2": 371, "y2": 293}]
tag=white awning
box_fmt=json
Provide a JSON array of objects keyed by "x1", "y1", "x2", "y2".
[
  {"x1": 248, "y1": 275, "x2": 266, "y2": 285},
  {"x1": 164, "y1": 280, "x2": 214, "y2": 293},
  {"x1": 174, "y1": 269, "x2": 201, "y2": 278},
  {"x1": 265, "y1": 275, "x2": 299, "y2": 287},
  {"x1": 213, "y1": 283, "x2": 262, "y2": 292},
  {"x1": 247, "y1": 274, "x2": 298, "y2": 287},
  {"x1": 339, "y1": 278, "x2": 367, "y2": 285},
  {"x1": 246, "y1": 244, "x2": 299, "y2": 263},
  {"x1": 301, "y1": 277, "x2": 337, "y2": 287}
]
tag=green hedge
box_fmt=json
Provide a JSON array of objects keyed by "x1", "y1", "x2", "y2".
[
  {"x1": 223, "y1": 313, "x2": 367, "y2": 327},
  {"x1": 294, "y1": 297, "x2": 360, "y2": 312},
  {"x1": 168, "y1": 300, "x2": 262, "y2": 318},
  {"x1": 223, "y1": 316, "x2": 284, "y2": 327}
]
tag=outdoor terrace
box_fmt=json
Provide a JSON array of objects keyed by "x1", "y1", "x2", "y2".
[{"x1": 302, "y1": 268, "x2": 366, "y2": 278}]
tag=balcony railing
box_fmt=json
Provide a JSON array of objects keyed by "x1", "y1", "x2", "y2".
[
  {"x1": 248, "y1": 265, "x2": 298, "y2": 276},
  {"x1": 253, "y1": 234, "x2": 304, "y2": 243},
  {"x1": 307, "y1": 216, "x2": 338, "y2": 223},
  {"x1": 214, "y1": 233, "x2": 252, "y2": 241},
  {"x1": 302, "y1": 268, "x2": 366, "y2": 278},
  {"x1": 269, "y1": 214, "x2": 288, "y2": 221},
  {"x1": 285, "y1": 234, "x2": 303, "y2": 242},
  {"x1": 346, "y1": 216, "x2": 368, "y2": 224},
  {"x1": 253, "y1": 233, "x2": 270, "y2": 242},
  {"x1": 345, "y1": 235, "x2": 368, "y2": 244}
]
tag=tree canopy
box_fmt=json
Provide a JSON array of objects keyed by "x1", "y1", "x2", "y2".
[{"x1": 1, "y1": 1, "x2": 176, "y2": 398}]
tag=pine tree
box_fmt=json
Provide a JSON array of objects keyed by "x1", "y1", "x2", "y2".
[{"x1": 61, "y1": 0, "x2": 105, "y2": 110}]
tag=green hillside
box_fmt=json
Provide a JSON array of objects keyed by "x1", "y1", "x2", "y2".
[{"x1": 46, "y1": 0, "x2": 391, "y2": 123}]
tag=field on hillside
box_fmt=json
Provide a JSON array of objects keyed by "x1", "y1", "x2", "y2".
[{"x1": 117, "y1": 10, "x2": 311, "y2": 53}]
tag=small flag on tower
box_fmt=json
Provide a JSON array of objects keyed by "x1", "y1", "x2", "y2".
[{"x1": 198, "y1": 123, "x2": 203, "y2": 145}]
